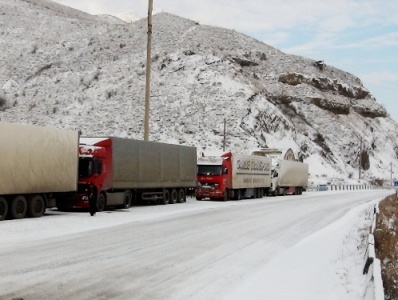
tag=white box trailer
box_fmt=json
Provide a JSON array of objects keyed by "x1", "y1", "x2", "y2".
[
  {"x1": 231, "y1": 154, "x2": 272, "y2": 190},
  {"x1": 270, "y1": 159, "x2": 309, "y2": 196},
  {"x1": 196, "y1": 152, "x2": 272, "y2": 200},
  {"x1": 0, "y1": 122, "x2": 79, "y2": 220}
]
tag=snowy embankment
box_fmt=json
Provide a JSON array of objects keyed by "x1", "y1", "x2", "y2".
[{"x1": 227, "y1": 193, "x2": 394, "y2": 300}]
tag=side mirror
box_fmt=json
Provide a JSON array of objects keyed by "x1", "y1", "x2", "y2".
[{"x1": 223, "y1": 167, "x2": 228, "y2": 175}]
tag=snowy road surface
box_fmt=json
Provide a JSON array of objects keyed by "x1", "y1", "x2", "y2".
[{"x1": 0, "y1": 190, "x2": 393, "y2": 299}]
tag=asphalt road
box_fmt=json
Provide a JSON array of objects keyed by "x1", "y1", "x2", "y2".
[{"x1": 0, "y1": 190, "x2": 392, "y2": 300}]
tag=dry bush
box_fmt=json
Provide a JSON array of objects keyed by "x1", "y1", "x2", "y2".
[{"x1": 374, "y1": 194, "x2": 398, "y2": 299}]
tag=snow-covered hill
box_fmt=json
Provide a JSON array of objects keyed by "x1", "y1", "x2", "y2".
[{"x1": 1, "y1": 0, "x2": 397, "y2": 185}]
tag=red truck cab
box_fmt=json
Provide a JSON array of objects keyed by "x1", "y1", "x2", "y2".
[
  {"x1": 195, "y1": 152, "x2": 232, "y2": 201},
  {"x1": 58, "y1": 138, "x2": 111, "y2": 211}
]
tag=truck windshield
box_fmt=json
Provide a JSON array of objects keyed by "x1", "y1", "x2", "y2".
[
  {"x1": 79, "y1": 158, "x2": 102, "y2": 178},
  {"x1": 197, "y1": 165, "x2": 223, "y2": 176}
]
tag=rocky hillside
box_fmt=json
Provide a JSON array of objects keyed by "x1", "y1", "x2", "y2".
[{"x1": 1, "y1": 0, "x2": 397, "y2": 184}]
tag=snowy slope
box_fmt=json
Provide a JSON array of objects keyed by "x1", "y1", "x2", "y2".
[{"x1": 1, "y1": 0, "x2": 397, "y2": 184}]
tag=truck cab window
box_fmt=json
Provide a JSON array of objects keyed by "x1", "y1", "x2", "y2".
[{"x1": 79, "y1": 157, "x2": 93, "y2": 178}]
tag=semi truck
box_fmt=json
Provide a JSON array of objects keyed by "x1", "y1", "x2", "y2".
[
  {"x1": 59, "y1": 137, "x2": 197, "y2": 211},
  {"x1": 195, "y1": 152, "x2": 272, "y2": 201},
  {"x1": 0, "y1": 122, "x2": 79, "y2": 220},
  {"x1": 269, "y1": 159, "x2": 309, "y2": 196}
]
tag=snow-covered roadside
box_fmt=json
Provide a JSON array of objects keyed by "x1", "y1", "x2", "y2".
[{"x1": 226, "y1": 198, "x2": 387, "y2": 300}]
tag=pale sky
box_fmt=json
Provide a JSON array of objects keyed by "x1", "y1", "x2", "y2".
[{"x1": 53, "y1": 0, "x2": 398, "y2": 122}]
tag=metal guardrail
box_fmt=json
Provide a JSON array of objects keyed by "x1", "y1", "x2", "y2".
[{"x1": 306, "y1": 185, "x2": 385, "y2": 192}]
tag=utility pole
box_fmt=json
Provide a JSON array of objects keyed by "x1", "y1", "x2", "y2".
[
  {"x1": 358, "y1": 136, "x2": 362, "y2": 180},
  {"x1": 391, "y1": 162, "x2": 393, "y2": 187},
  {"x1": 143, "y1": 0, "x2": 153, "y2": 141},
  {"x1": 223, "y1": 118, "x2": 226, "y2": 152}
]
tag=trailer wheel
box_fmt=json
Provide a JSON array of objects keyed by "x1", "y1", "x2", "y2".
[
  {"x1": 177, "y1": 189, "x2": 186, "y2": 203},
  {"x1": 0, "y1": 197, "x2": 8, "y2": 221},
  {"x1": 162, "y1": 189, "x2": 170, "y2": 205},
  {"x1": 27, "y1": 195, "x2": 45, "y2": 218},
  {"x1": 170, "y1": 189, "x2": 178, "y2": 204},
  {"x1": 122, "y1": 190, "x2": 132, "y2": 209},
  {"x1": 10, "y1": 195, "x2": 27, "y2": 219},
  {"x1": 97, "y1": 193, "x2": 106, "y2": 212},
  {"x1": 253, "y1": 189, "x2": 258, "y2": 199},
  {"x1": 236, "y1": 189, "x2": 242, "y2": 200}
]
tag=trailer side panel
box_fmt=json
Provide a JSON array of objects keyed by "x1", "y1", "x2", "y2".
[
  {"x1": 0, "y1": 122, "x2": 78, "y2": 195},
  {"x1": 111, "y1": 138, "x2": 196, "y2": 189},
  {"x1": 277, "y1": 160, "x2": 309, "y2": 187},
  {"x1": 231, "y1": 155, "x2": 272, "y2": 189}
]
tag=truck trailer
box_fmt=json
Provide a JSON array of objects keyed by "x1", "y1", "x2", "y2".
[
  {"x1": 0, "y1": 122, "x2": 79, "y2": 220},
  {"x1": 60, "y1": 137, "x2": 197, "y2": 211},
  {"x1": 195, "y1": 152, "x2": 272, "y2": 201},
  {"x1": 269, "y1": 159, "x2": 309, "y2": 196}
]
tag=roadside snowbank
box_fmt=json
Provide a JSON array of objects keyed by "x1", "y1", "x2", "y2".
[{"x1": 226, "y1": 199, "x2": 386, "y2": 300}]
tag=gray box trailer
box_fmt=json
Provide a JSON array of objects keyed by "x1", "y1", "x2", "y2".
[
  {"x1": 0, "y1": 122, "x2": 79, "y2": 220},
  {"x1": 75, "y1": 137, "x2": 197, "y2": 209}
]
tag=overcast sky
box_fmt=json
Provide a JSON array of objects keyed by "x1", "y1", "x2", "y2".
[{"x1": 53, "y1": 0, "x2": 398, "y2": 121}]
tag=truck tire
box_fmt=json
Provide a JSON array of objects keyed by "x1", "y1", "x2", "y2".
[
  {"x1": 27, "y1": 195, "x2": 45, "y2": 218},
  {"x1": 10, "y1": 195, "x2": 27, "y2": 219},
  {"x1": 170, "y1": 189, "x2": 178, "y2": 204},
  {"x1": 236, "y1": 189, "x2": 242, "y2": 200},
  {"x1": 0, "y1": 197, "x2": 8, "y2": 221},
  {"x1": 122, "y1": 190, "x2": 132, "y2": 209},
  {"x1": 97, "y1": 193, "x2": 106, "y2": 212},
  {"x1": 162, "y1": 189, "x2": 170, "y2": 205},
  {"x1": 223, "y1": 189, "x2": 229, "y2": 201},
  {"x1": 195, "y1": 197, "x2": 202, "y2": 201},
  {"x1": 177, "y1": 189, "x2": 186, "y2": 203}
]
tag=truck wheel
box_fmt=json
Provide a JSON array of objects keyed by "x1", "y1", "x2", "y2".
[
  {"x1": 0, "y1": 197, "x2": 8, "y2": 221},
  {"x1": 27, "y1": 195, "x2": 45, "y2": 218},
  {"x1": 170, "y1": 189, "x2": 178, "y2": 204},
  {"x1": 122, "y1": 190, "x2": 132, "y2": 209},
  {"x1": 162, "y1": 189, "x2": 170, "y2": 205},
  {"x1": 177, "y1": 189, "x2": 186, "y2": 203},
  {"x1": 223, "y1": 189, "x2": 229, "y2": 201},
  {"x1": 253, "y1": 189, "x2": 258, "y2": 198},
  {"x1": 97, "y1": 193, "x2": 106, "y2": 212},
  {"x1": 195, "y1": 197, "x2": 202, "y2": 201},
  {"x1": 10, "y1": 195, "x2": 27, "y2": 219},
  {"x1": 236, "y1": 189, "x2": 242, "y2": 200}
]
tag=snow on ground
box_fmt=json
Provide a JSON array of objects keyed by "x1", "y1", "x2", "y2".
[
  {"x1": 227, "y1": 196, "x2": 387, "y2": 300},
  {"x1": 1, "y1": 190, "x2": 394, "y2": 299}
]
